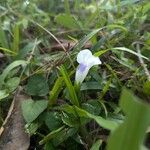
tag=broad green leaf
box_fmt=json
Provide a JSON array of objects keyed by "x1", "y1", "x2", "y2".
[
  {"x1": 45, "y1": 112, "x2": 62, "y2": 131},
  {"x1": 16, "y1": 42, "x2": 39, "y2": 59},
  {"x1": 75, "y1": 107, "x2": 119, "y2": 131},
  {"x1": 58, "y1": 104, "x2": 77, "y2": 116},
  {"x1": 55, "y1": 14, "x2": 80, "y2": 29},
  {"x1": 26, "y1": 74, "x2": 49, "y2": 96},
  {"x1": 82, "y1": 100, "x2": 102, "y2": 115},
  {"x1": 59, "y1": 65, "x2": 79, "y2": 107},
  {"x1": 26, "y1": 121, "x2": 40, "y2": 135},
  {"x1": 90, "y1": 139, "x2": 102, "y2": 150},
  {"x1": 42, "y1": 126, "x2": 77, "y2": 147},
  {"x1": 59, "y1": 104, "x2": 119, "y2": 131},
  {"x1": 39, "y1": 126, "x2": 65, "y2": 145},
  {"x1": 61, "y1": 112, "x2": 80, "y2": 127},
  {"x1": 6, "y1": 77, "x2": 20, "y2": 92},
  {"x1": 44, "y1": 142, "x2": 55, "y2": 150},
  {"x1": 41, "y1": 127, "x2": 77, "y2": 146},
  {"x1": 81, "y1": 82, "x2": 102, "y2": 91},
  {"x1": 22, "y1": 99, "x2": 48, "y2": 123},
  {"x1": 107, "y1": 89, "x2": 150, "y2": 150},
  {"x1": 0, "y1": 60, "x2": 27, "y2": 88},
  {"x1": 0, "y1": 90, "x2": 9, "y2": 100},
  {"x1": 52, "y1": 128, "x2": 77, "y2": 146}
]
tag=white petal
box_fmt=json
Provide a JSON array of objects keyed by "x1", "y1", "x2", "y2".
[
  {"x1": 77, "y1": 49, "x2": 92, "y2": 64},
  {"x1": 75, "y1": 49, "x2": 102, "y2": 84},
  {"x1": 88, "y1": 55, "x2": 102, "y2": 67},
  {"x1": 75, "y1": 65, "x2": 90, "y2": 84}
]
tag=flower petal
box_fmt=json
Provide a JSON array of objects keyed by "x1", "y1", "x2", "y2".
[
  {"x1": 75, "y1": 64, "x2": 90, "y2": 84},
  {"x1": 88, "y1": 55, "x2": 102, "y2": 67},
  {"x1": 77, "y1": 49, "x2": 92, "y2": 64},
  {"x1": 75, "y1": 49, "x2": 102, "y2": 84}
]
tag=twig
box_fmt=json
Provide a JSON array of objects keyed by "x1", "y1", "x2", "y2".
[
  {"x1": 136, "y1": 43, "x2": 150, "y2": 81},
  {"x1": 19, "y1": 39, "x2": 38, "y2": 79},
  {"x1": 42, "y1": 41, "x2": 92, "y2": 52},
  {"x1": 30, "y1": 21, "x2": 75, "y2": 69}
]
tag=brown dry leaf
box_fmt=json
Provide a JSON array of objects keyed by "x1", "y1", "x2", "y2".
[{"x1": 0, "y1": 87, "x2": 30, "y2": 150}]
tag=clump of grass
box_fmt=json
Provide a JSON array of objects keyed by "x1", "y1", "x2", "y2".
[{"x1": 0, "y1": 0, "x2": 150, "y2": 149}]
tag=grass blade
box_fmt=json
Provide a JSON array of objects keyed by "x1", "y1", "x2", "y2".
[
  {"x1": 59, "y1": 65, "x2": 79, "y2": 107},
  {"x1": 49, "y1": 77, "x2": 63, "y2": 106},
  {"x1": 12, "y1": 24, "x2": 20, "y2": 53}
]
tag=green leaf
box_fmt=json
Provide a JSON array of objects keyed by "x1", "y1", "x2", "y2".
[
  {"x1": 0, "y1": 47, "x2": 16, "y2": 55},
  {"x1": 44, "y1": 142, "x2": 55, "y2": 150},
  {"x1": 16, "y1": 42, "x2": 39, "y2": 59},
  {"x1": 142, "y1": 2, "x2": 150, "y2": 14},
  {"x1": 0, "y1": 26, "x2": 9, "y2": 49},
  {"x1": 112, "y1": 47, "x2": 149, "y2": 61},
  {"x1": 107, "y1": 24, "x2": 128, "y2": 33},
  {"x1": 90, "y1": 139, "x2": 102, "y2": 150},
  {"x1": 26, "y1": 121, "x2": 40, "y2": 135},
  {"x1": 105, "y1": 64, "x2": 122, "y2": 86},
  {"x1": 49, "y1": 77, "x2": 63, "y2": 106},
  {"x1": 82, "y1": 100, "x2": 102, "y2": 115},
  {"x1": 59, "y1": 104, "x2": 119, "y2": 131},
  {"x1": 39, "y1": 126, "x2": 65, "y2": 145},
  {"x1": 107, "y1": 88, "x2": 150, "y2": 150},
  {"x1": 12, "y1": 24, "x2": 20, "y2": 53},
  {"x1": 99, "y1": 77, "x2": 112, "y2": 100},
  {"x1": 55, "y1": 14, "x2": 80, "y2": 29},
  {"x1": 81, "y1": 82, "x2": 102, "y2": 91},
  {"x1": 52, "y1": 128, "x2": 77, "y2": 146},
  {"x1": 94, "y1": 50, "x2": 108, "y2": 57},
  {"x1": 64, "y1": 0, "x2": 70, "y2": 15},
  {"x1": 87, "y1": 111, "x2": 119, "y2": 131},
  {"x1": 22, "y1": 99, "x2": 48, "y2": 123},
  {"x1": 59, "y1": 65, "x2": 79, "y2": 107},
  {"x1": 26, "y1": 74, "x2": 49, "y2": 96},
  {"x1": 73, "y1": 27, "x2": 105, "y2": 51},
  {"x1": 0, "y1": 90, "x2": 9, "y2": 100},
  {"x1": 62, "y1": 112, "x2": 80, "y2": 127},
  {"x1": 41, "y1": 127, "x2": 77, "y2": 146},
  {"x1": 0, "y1": 60, "x2": 27, "y2": 88},
  {"x1": 45, "y1": 112, "x2": 62, "y2": 131},
  {"x1": 40, "y1": 126, "x2": 77, "y2": 146},
  {"x1": 6, "y1": 77, "x2": 20, "y2": 92},
  {"x1": 143, "y1": 80, "x2": 150, "y2": 96}
]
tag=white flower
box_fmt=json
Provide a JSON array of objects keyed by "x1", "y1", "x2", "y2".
[{"x1": 75, "y1": 49, "x2": 102, "y2": 84}]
